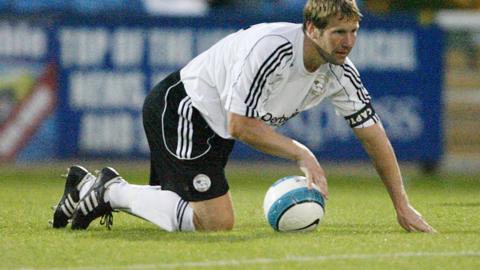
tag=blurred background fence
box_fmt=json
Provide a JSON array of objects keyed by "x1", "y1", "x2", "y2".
[{"x1": 0, "y1": 0, "x2": 479, "y2": 173}]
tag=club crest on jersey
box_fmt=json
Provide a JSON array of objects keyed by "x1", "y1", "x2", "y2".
[{"x1": 311, "y1": 74, "x2": 328, "y2": 96}]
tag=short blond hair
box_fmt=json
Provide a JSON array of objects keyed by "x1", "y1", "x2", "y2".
[{"x1": 303, "y1": 0, "x2": 362, "y2": 29}]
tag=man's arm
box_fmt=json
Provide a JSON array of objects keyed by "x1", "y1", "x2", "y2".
[
  {"x1": 353, "y1": 123, "x2": 435, "y2": 233},
  {"x1": 228, "y1": 112, "x2": 329, "y2": 198}
]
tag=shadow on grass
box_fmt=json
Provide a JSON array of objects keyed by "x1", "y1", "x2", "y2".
[
  {"x1": 435, "y1": 229, "x2": 480, "y2": 234},
  {"x1": 321, "y1": 223, "x2": 401, "y2": 235},
  {"x1": 68, "y1": 223, "x2": 404, "y2": 243},
  {"x1": 435, "y1": 202, "x2": 480, "y2": 207},
  {"x1": 66, "y1": 226, "x2": 310, "y2": 243}
]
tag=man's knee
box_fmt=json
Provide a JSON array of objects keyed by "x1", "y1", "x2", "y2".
[
  {"x1": 194, "y1": 212, "x2": 234, "y2": 231},
  {"x1": 190, "y1": 192, "x2": 235, "y2": 231}
]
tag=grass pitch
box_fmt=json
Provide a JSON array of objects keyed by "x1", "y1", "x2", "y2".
[{"x1": 1, "y1": 162, "x2": 479, "y2": 270}]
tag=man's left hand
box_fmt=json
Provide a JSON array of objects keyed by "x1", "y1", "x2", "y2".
[{"x1": 396, "y1": 204, "x2": 436, "y2": 233}]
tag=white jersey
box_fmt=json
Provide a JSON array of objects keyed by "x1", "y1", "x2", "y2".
[{"x1": 180, "y1": 22, "x2": 380, "y2": 139}]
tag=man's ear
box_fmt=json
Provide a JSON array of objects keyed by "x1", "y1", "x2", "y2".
[{"x1": 305, "y1": 21, "x2": 315, "y2": 37}]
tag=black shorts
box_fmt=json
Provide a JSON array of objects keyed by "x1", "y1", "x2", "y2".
[{"x1": 142, "y1": 71, "x2": 235, "y2": 202}]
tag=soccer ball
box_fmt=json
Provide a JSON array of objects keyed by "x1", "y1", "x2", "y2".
[{"x1": 263, "y1": 176, "x2": 325, "y2": 232}]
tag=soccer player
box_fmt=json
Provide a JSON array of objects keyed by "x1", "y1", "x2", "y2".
[{"x1": 52, "y1": 0, "x2": 435, "y2": 233}]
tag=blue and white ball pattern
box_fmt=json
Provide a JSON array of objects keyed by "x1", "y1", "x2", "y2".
[{"x1": 263, "y1": 176, "x2": 325, "y2": 232}]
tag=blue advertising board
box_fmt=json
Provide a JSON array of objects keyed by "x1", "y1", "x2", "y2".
[
  {"x1": 0, "y1": 21, "x2": 58, "y2": 162},
  {"x1": 54, "y1": 17, "x2": 238, "y2": 158},
  {"x1": 1, "y1": 12, "x2": 444, "y2": 164}
]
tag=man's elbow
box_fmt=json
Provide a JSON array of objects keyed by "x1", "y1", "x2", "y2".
[
  {"x1": 228, "y1": 117, "x2": 255, "y2": 142},
  {"x1": 228, "y1": 121, "x2": 245, "y2": 140},
  {"x1": 228, "y1": 113, "x2": 246, "y2": 139}
]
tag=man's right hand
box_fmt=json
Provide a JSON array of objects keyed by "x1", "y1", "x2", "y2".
[
  {"x1": 294, "y1": 141, "x2": 329, "y2": 199},
  {"x1": 228, "y1": 113, "x2": 329, "y2": 199}
]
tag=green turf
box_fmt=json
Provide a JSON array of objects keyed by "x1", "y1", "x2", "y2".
[{"x1": 1, "y1": 163, "x2": 479, "y2": 270}]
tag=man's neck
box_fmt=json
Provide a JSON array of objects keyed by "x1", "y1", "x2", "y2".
[{"x1": 303, "y1": 34, "x2": 326, "y2": 73}]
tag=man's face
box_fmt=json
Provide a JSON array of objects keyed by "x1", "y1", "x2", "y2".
[{"x1": 309, "y1": 14, "x2": 359, "y2": 65}]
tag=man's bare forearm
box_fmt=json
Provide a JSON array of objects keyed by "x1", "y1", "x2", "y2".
[
  {"x1": 353, "y1": 124, "x2": 409, "y2": 209},
  {"x1": 228, "y1": 112, "x2": 305, "y2": 161}
]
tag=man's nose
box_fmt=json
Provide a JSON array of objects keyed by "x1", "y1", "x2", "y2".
[{"x1": 344, "y1": 33, "x2": 356, "y2": 48}]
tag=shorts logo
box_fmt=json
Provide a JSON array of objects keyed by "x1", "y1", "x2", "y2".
[{"x1": 193, "y1": 174, "x2": 211, "y2": 192}]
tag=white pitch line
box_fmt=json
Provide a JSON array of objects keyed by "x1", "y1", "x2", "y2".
[{"x1": 16, "y1": 251, "x2": 480, "y2": 270}]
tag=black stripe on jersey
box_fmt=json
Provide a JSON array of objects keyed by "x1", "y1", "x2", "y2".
[
  {"x1": 244, "y1": 42, "x2": 291, "y2": 106},
  {"x1": 244, "y1": 42, "x2": 293, "y2": 117},
  {"x1": 329, "y1": 64, "x2": 357, "y2": 110},
  {"x1": 343, "y1": 72, "x2": 369, "y2": 104},
  {"x1": 343, "y1": 70, "x2": 362, "y2": 90},
  {"x1": 244, "y1": 43, "x2": 290, "y2": 112},
  {"x1": 343, "y1": 63, "x2": 360, "y2": 77},
  {"x1": 344, "y1": 103, "x2": 378, "y2": 128},
  {"x1": 250, "y1": 49, "x2": 293, "y2": 115},
  {"x1": 342, "y1": 65, "x2": 364, "y2": 91},
  {"x1": 341, "y1": 65, "x2": 371, "y2": 104},
  {"x1": 246, "y1": 43, "x2": 293, "y2": 117},
  {"x1": 343, "y1": 65, "x2": 362, "y2": 87},
  {"x1": 357, "y1": 89, "x2": 371, "y2": 104}
]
